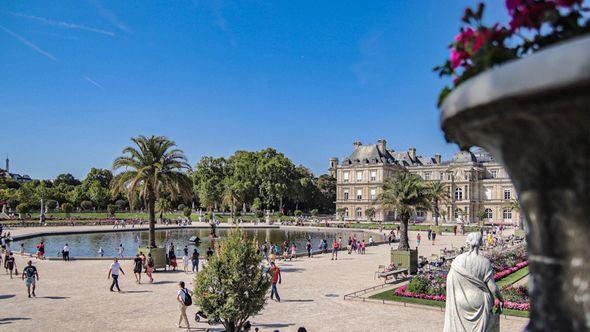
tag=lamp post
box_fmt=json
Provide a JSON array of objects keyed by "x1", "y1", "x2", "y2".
[{"x1": 40, "y1": 198, "x2": 45, "y2": 223}]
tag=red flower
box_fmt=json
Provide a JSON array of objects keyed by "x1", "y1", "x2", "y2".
[{"x1": 506, "y1": 0, "x2": 556, "y2": 30}]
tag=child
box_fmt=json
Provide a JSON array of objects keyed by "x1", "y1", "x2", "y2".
[
  {"x1": 182, "y1": 252, "x2": 189, "y2": 272},
  {"x1": 417, "y1": 232, "x2": 421, "y2": 246},
  {"x1": 290, "y1": 244, "x2": 297, "y2": 261}
]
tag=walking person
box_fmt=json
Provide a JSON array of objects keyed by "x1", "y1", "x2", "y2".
[
  {"x1": 289, "y1": 243, "x2": 296, "y2": 261},
  {"x1": 182, "y1": 250, "x2": 189, "y2": 273},
  {"x1": 191, "y1": 249, "x2": 199, "y2": 273},
  {"x1": 417, "y1": 232, "x2": 421, "y2": 246},
  {"x1": 176, "y1": 281, "x2": 192, "y2": 330},
  {"x1": 62, "y1": 243, "x2": 70, "y2": 261},
  {"x1": 22, "y1": 260, "x2": 39, "y2": 298},
  {"x1": 133, "y1": 254, "x2": 143, "y2": 284},
  {"x1": 6, "y1": 252, "x2": 16, "y2": 278},
  {"x1": 432, "y1": 230, "x2": 437, "y2": 245},
  {"x1": 145, "y1": 253, "x2": 154, "y2": 283},
  {"x1": 108, "y1": 257, "x2": 125, "y2": 292},
  {"x1": 36, "y1": 241, "x2": 45, "y2": 260},
  {"x1": 269, "y1": 262, "x2": 282, "y2": 302},
  {"x1": 118, "y1": 244, "x2": 124, "y2": 258},
  {"x1": 306, "y1": 239, "x2": 312, "y2": 258}
]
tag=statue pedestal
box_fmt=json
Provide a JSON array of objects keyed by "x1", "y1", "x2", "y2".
[{"x1": 441, "y1": 35, "x2": 590, "y2": 331}]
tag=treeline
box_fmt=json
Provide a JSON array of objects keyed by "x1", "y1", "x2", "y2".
[{"x1": 0, "y1": 148, "x2": 336, "y2": 216}]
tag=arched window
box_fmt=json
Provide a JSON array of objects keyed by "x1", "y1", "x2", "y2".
[
  {"x1": 355, "y1": 207, "x2": 362, "y2": 217},
  {"x1": 485, "y1": 208, "x2": 493, "y2": 219},
  {"x1": 454, "y1": 187, "x2": 463, "y2": 200},
  {"x1": 503, "y1": 209, "x2": 512, "y2": 220}
]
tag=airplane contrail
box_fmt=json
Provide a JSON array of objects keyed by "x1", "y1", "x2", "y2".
[
  {"x1": 5, "y1": 11, "x2": 115, "y2": 36},
  {"x1": 0, "y1": 25, "x2": 57, "y2": 61},
  {"x1": 84, "y1": 76, "x2": 105, "y2": 90}
]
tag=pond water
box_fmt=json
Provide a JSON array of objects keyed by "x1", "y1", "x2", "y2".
[{"x1": 14, "y1": 227, "x2": 383, "y2": 258}]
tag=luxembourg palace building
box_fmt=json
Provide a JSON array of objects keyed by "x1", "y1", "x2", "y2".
[{"x1": 328, "y1": 139, "x2": 520, "y2": 224}]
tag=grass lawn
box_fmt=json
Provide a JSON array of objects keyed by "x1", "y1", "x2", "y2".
[
  {"x1": 497, "y1": 266, "x2": 529, "y2": 288},
  {"x1": 368, "y1": 289, "x2": 529, "y2": 318}
]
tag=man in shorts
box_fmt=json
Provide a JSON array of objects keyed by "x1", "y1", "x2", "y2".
[{"x1": 22, "y1": 260, "x2": 39, "y2": 298}]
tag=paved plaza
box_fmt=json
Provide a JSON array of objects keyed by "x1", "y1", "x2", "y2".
[{"x1": 0, "y1": 225, "x2": 528, "y2": 331}]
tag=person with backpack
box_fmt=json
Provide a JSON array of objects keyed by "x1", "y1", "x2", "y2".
[
  {"x1": 22, "y1": 260, "x2": 39, "y2": 298},
  {"x1": 177, "y1": 281, "x2": 192, "y2": 330}
]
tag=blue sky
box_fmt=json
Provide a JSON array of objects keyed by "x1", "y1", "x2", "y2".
[{"x1": 0, "y1": 1, "x2": 508, "y2": 179}]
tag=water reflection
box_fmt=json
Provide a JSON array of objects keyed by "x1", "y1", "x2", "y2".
[{"x1": 14, "y1": 228, "x2": 383, "y2": 258}]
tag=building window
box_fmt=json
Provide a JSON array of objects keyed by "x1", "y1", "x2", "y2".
[
  {"x1": 485, "y1": 208, "x2": 493, "y2": 219},
  {"x1": 416, "y1": 210, "x2": 425, "y2": 218},
  {"x1": 439, "y1": 172, "x2": 444, "y2": 180},
  {"x1": 355, "y1": 207, "x2": 362, "y2": 218},
  {"x1": 504, "y1": 189, "x2": 511, "y2": 200},
  {"x1": 447, "y1": 173, "x2": 453, "y2": 181},
  {"x1": 454, "y1": 208, "x2": 462, "y2": 219},
  {"x1": 370, "y1": 170, "x2": 377, "y2": 181},
  {"x1": 503, "y1": 209, "x2": 512, "y2": 220},
  {"x1": 356, "y1": 171, "x2": 363, "y2": 181},
  {"x1": 356, "y1": 189, "x2": 362, "y2": 200},
  {"x1": 345, "y1": 208, "x2": 349, "y2": 217},
  {"x1": 484, "y1": 187, "x2": 492, "y2": 200},
  {"x1": 370, "y1": 188, "x2": 376, "y2": 200},
  {"x1": 454, "y1": 187, "x2": 463, "y2": 200},
  {"x1": 343, "y1": 172, "x2": 350, "y2": 182},
  {"x1": 343, "y1": 189, "x2": 349, "y2": 201},
  {"x1": 424, "y1": 172, "x2": 431, "y2": 180},
  {"x1": 491, "y1": 170, "x2": 497, "y2": 179}
]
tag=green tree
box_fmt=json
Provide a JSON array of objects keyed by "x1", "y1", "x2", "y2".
[
  {"x1": 426, "y1": 181, "x2": 449, "y2": 226},
  {"x1": 294, "y1": 209, "x2": 303, "y2": 217},
  {"x1": 111, "y1": 135, "x2": 192, "y2": 248},
  {"x1": 250, "y1": 197, "x2": 262, "y2": 212},
  {"x1": 54, "y1": 173, "x2": 81, "y2": 186},
  {"x1": 192, "y1": 157, "x2": 226, "y2": 211},
  {"x1": 61, "y1": 203, "x2": 74, "y2": 218},
  {"x1": 257, "y1": 148, "x2": 294, "y2": 211},
  {"x1": 83, "y1": 168, "x2": 113, "y2": 188},
  {"x1": 107, "y1": 204, "x2": 117, "y2": 217},
  {"x1": 182, "y1": 207, "x2": 192, "y2": 218},
  {"x1": 88, "y1": 181, "x2": 110, "y2": 209},
  {"x1": 317, "y1": 174, "x2": 336, "y2": 213},
  {"x1": 115, "y1": 199, "x2": 128, "y2": 210},
  {"x1": 379, "y1": 172, "x2": 430, "y2": 251},
  {"x1": 16, "y1": 203, "x2": 30, "y2": 218},
  {"x1": 194, "y1": 228, "x2": 271, "y2": 332},
  {"x1": 365, "y1": 207, "x2": 376, "y2": 222},
  {"x1": 336, "y1": 207, "x2": 346, "y2": 221}
]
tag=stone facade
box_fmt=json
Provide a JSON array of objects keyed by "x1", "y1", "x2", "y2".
[{"x1": 330, "y1": 139, "x2": 520, "y2": 224}]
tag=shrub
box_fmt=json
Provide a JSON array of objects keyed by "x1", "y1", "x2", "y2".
[
  {"x1": 255, "y1": 211, "x2": 264, "y2": 219},
  {"x1": 61, "y1": 203, "x2": 74, "y2": 217},
  {"x1": 80, "y1": 200, "x2": 93, "y2": 211},
  {"x1": 45, "y1": 199, "x2": 58, "y2": 211},
  {"x1": 115, "y1": 199, "x2": 127, "y2": 210},
  {"x1": 16, "y1": 203, "x2": 30, "y2": 216},
  {"x1": 107, "y1": 204, "x2": 117, "y2": 217},
  {"x1": 183, "y1": 207, "x2": 191, "y2": 218},
  {"x1": 294, "y1": 210, "x2": 302, "y2": 217},
  {"x1": 177, "y1": 204, "x2": 187, "y2": 211},
  {"x1": 7, "y1": 199, "x2": 19, "y2": 210},
  {"x1": 194, "y1": 228, "x2": 271, "y2": 332}
]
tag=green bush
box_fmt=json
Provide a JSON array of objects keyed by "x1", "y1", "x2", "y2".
[
  {"x1": 115, "y1": 199, "x2": 127, "y2": 210},
  {"x1": 183, "y1": 207, "x2": 191, "y2": 218},
  {"x1": 16, "y1": 203, "x2": 31, "y2": 215},
  {"x1": 61, "y1": 203, "x2": 74, "y2": 217},
  {"x1": 80, "y1": 200, "x2": 93, "y2": 211},
  {"x1": 107, "y1": 204, "x2": 117, "y2": 217},
  {"x1": 294, "y1": 210, "x2": 302, "y2": 217},
  {"x1": 45, "y1": 199, "x2": 58, "y2": 211},
  {"x1": 255, "y1": 211, "x2": 264, "y2": 218},
  {"x1": 177, "y1": 204, "x2": 187, "y2": 211}
]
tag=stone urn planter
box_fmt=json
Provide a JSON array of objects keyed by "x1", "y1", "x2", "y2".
[{"x1": 441, "y1": 35, "x2": 590, "y2": 332}]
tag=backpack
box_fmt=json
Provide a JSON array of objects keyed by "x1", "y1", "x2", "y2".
[{"x1": 182, "y1": 289, "x2": 192, "y2": 306}]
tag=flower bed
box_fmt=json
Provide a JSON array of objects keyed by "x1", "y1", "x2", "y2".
[{"x1": 394, "y1": 245, "x2": 530, "y2": 311}]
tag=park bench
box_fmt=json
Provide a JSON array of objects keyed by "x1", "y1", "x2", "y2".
[{"x1": 376, "y1": 268, "x2": 408, "y2": 283}]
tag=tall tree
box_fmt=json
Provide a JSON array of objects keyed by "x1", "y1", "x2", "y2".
[
  {"x1": 379, "y1": 172, "x2": 430, "y2": 251},
  {"x1": 192, "y1": 157, "x2": 226, "y2": 211},
  {"x1": 111, "y1": 135, "x2": 192, "y2": 248},
  {"x1": 83, "y1": 168, "x2": 113, "y2": 188},
  {"x1": 256, "y1": 148, "x2": 294, "y2": 211},
  {"x1": 426, "y1": 181, "x2": 449, "y2": 226},
  {"x1": 54, "y1": 173, "x2": 81, "y2": 186}
]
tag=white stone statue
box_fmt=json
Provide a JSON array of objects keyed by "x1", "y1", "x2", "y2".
[{"x1": 444, "y1": 232, "x2": 504, "y2": 332}]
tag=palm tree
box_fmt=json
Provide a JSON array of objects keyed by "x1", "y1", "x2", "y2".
[
  {"x1": 379, "y1": 172, "x2": 430, "y2": 251},
  {"x1": 111, "y1": 135, "x2": 192, "y2": 248},
  {"x1": 426, "y1": 181, "x2": 449, "y2": 226}
]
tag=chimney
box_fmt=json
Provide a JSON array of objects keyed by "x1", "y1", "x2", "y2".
[
  {"x1": 329, "y1": 157, "x2": 339, "y2": 177},
  {"x1": 408, "y1": 147, "x2": 416, "y2": 161},
  {"x1": 377, "y1": 139, "x2": 387, "y2": 152},
  {"x1": 353, "y1": 140, "x2": 362, "y2": 149},
  {"x1": 434, "y1": 153, "x2": 441, "y2": 164}
]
